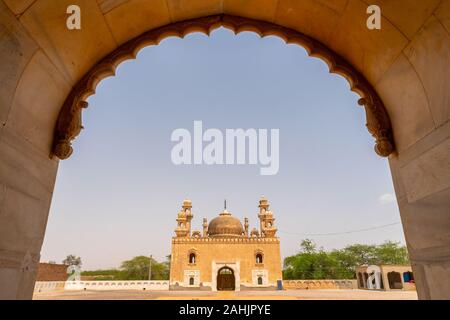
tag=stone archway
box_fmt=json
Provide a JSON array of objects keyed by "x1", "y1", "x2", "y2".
[
  {"x1": 50, "y1": 14, "x2": 395, "y2": 161},
  {"x1": 0, "y1": 0, "x2": 449, "y2": 300}
]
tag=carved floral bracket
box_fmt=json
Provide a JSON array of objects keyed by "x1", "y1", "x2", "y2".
[{"x1": 52, "y1": 14, "x2": 395, "y2": 160}]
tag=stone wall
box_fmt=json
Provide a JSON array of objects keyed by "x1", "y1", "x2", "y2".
[
  {"x1": 36, "y1": 263, "x2": 68, "y2": 281},
  {"x1": 283, "y1": 280, "x2": 356, "y2": 290},
  {"x1": 34, "y1": 281, "x2": 66, "y2": 293},
  {"x1": 34, "y1": 280, "x2": 170, "y2": 292},
  {"x1": 64, "y1": 280, "x2": 169, "y2": 291}
]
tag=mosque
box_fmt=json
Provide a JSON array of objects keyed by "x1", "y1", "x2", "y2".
[{"x1": 169, "y1": 197, "x2": 282, "y2": 291}]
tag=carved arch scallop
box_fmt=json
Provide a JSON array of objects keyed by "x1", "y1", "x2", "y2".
[{"x1": 52, "y1": 14, "x2": 395, "y2": 160}]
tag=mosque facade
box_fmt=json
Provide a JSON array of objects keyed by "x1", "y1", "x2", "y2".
[{"x1": 169, "y1": 197, "x2": 282, "y2": 291}]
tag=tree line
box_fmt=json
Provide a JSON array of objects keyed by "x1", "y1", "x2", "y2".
[
  {"x1": 79, "y1": 256, "x2": 170, "y2": 281},
  {"x1": 64, "y1": 239, "x2": 408, "y2": 281},
  {"x1": 283, "y1": 239, "x2": 409, "y2": 280}
]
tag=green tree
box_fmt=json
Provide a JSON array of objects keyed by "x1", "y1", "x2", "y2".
[
  {"x1": 283, "y1": 240, "x2": 410, "y2": 280},
  {"x1": 80, "y1": 255, "x2": 171, "y2": 281},
  {"x1": 330, "y1": 244, "x2": 377, "y2": 278},
  {"x1": 300, "y1": 239, "x2": 316, "y2": 254},
  {"x1": 334, "y1": 244, "x2": 377, "y2": 265},
  {"x1": 163, "y1": 255, "x2": 171, "y2": 279},
  {"x1": 62, "y1": 254, "x2": 82, "y2": 267},
  {"x1": 120, "y1": 256, "x2": 169, "y2": 280},
  {"x1": 81, "y1": 269, "x2": 126, "y2": 280},
  {"x1": 373, "y1": 241, "x2": 409, "y2": 265},
  {"x1": 283, "y1": 240, "x2": 353, "y2": 280},
  {"x1": 331, "y1": 241, "x2": 409, "y2": 277}
]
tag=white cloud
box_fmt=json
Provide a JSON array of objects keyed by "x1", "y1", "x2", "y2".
[{"x1": 379, "y1": 193, "x2": 396, "y2": 205}]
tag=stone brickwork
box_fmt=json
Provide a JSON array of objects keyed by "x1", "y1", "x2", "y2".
[
  {"x1": 283, "y1": 280, "x2": 356, "y2": 290},
  {"x1": 36, "y1": 263, "x2": 68, "y2": 282},
  {"x1": 170, "y1": 237, "x2": 283, "y2": 291},
  {"x1": 170, "y1": 198, "x2": 283, "y2": 291}
]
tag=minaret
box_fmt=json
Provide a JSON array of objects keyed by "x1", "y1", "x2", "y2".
[
  {"x1": 202, "y1": 218, "x2": 208, "y2": 237},
  {"x1": 182, "y1": 199, "x2": 193, "y2": 237},
  {"x1": 244, "y1": 218, "x2": 249, "y2": 237},
  {"x1": 258, "y1": 196, "x2": 277, "y2": 237},
  {"x1": 175, "y1": 199, "x2": 193, "y2": 238}
]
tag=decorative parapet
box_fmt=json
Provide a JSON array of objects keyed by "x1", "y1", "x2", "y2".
[
  {"x1": 172, "y1": 236, "x2": 280, "y2": 244},
  {"x1": 52, "y1": 14, "x2": 395, "y2": 160},
  {"x1": 65, "y1": 280, "x2": 169, "y2": 291},
  {"x1": 34, "y1": 280, "x2": 170, "y2": 292},
  {"x1": 283, "y1": 279, "x2": 356, "y2": 290},
  {"x1": 34, "y1": 281, "x2": 66, "y2": 293}
]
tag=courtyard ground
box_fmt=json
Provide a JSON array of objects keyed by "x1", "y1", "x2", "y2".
[{"x1": 33, "y1": 289, "x2": 418, "y2": 300}]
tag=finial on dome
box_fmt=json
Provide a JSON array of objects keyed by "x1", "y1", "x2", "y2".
[{"x1": 220, "y1": 199, "x2": 231, "y2": 216}]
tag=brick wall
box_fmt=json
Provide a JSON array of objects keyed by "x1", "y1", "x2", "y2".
[{"x1": 36, "y1": 263, "x2": 68, "y2": 281}]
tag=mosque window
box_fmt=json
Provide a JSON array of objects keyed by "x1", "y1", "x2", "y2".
[
  {"x1": 189, "y1": 253, "x2": 196, "y2": 264},
  {"x1": 256, "y1": 253, "x2": 263, "y2": 264}
]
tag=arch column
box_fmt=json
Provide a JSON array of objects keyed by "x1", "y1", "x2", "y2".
[
  {"x1": 389, "y1": 122, "x2": 450, "y2": 299},
  {"x1": 0, "y1": 1, "x2": 60, "y2": 300},
  {"x1": 375, "y1": 3, "x2": 450, "y2": 299}
]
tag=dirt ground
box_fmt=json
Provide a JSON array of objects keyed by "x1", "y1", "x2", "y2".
[{"x1": 33, "y1": 289, "x2": 418, "y2": 300}]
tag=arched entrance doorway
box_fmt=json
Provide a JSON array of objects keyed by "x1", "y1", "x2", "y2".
[
  {"x1": 217, "y1": 267, "x2": 235, "y2": 291},
  {"x1": 388, "y1": 272, "x2": 404, "y2": 290}
]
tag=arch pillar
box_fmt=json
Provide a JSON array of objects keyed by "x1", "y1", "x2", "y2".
[
  {"x1": 389, "y1": 121, "x2": 450, "y2": 299},
  {"x1": 384, "y1": 7, "x2": 450, "y2": 298},
  {"x1": 0, "y1": 1, "x2": 60, "y2": 300}
]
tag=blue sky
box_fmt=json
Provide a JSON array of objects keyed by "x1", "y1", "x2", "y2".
[{"x1": 41, "y1": 28, "x2": 405, "y2": 270}]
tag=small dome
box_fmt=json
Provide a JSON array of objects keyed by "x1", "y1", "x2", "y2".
[{"x1": 208, "y1": 210, "x2": 244, "y2": 237}]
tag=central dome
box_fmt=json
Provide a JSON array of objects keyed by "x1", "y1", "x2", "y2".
[{"x1": 208, "y1": 210, "x2": 244, "y2": 237}]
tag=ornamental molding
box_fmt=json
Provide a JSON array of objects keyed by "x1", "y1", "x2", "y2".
[
  {"x1": 172, "y1": 237, "x2": 280, "y2": 244},
  {"x1": 52, "y1": 14, "x2": 395, "y2": 159}
]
